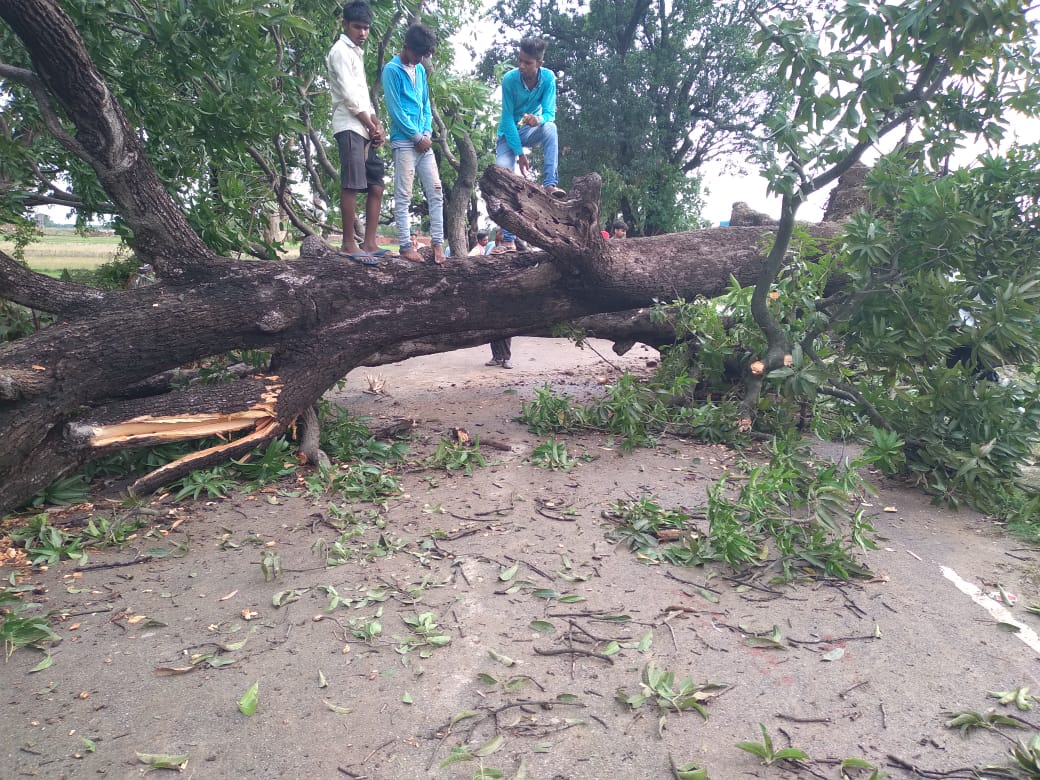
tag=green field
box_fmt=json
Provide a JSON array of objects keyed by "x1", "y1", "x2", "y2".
[{"x1": 0, "y1": 234, "x2": 123, "y2": 274}]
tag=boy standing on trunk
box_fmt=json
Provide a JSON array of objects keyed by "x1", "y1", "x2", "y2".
[
  {"x1": 382, "y1": 24, "x2": 446, "y2": 264},
  {"x1": 327, "y1": 1, "x2": 389, "y2": 265}
]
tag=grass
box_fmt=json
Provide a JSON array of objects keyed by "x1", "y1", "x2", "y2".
[{"x1": 0, "y1": 234, "x2": 122, "y2": 274}]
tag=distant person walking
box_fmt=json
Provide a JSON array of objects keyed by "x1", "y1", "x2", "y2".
[
  {"x1": 327, "y1": 0, "x2": 390, "y2": 265},
  {"x1": 382, "y1": 24, "x2": 446, "y2": 265},
  {"x1": 494, "y1": 37, "x2": 563, "y2": 252}
]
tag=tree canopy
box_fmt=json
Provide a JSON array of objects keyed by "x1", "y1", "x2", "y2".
[{"x1": 486, "y1": 0, "x2": 784, "y2": 235}]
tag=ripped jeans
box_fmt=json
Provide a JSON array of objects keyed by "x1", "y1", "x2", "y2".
[{"x1": 392, "y1": 142, "x2": 444, "y2": 249}]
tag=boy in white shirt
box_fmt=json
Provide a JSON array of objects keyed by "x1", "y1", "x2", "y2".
[{"x1": 327, "y1": 1, "x2": 391, "y2": 265}]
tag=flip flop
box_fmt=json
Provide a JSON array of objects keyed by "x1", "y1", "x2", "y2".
[
  {"x1": 369, "y1": 248, "x2": 396, "y2": 258},
  {"x1": 338, "y1": 251, "x2": 379, "y2": 266}
]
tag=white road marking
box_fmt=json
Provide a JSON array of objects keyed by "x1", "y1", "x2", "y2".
[{"x1": 941, "y1": 566, "x2": 1040, "y2": 656}]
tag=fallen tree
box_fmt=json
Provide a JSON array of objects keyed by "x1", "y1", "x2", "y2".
[
  {"x1": 0, "y1": 0, "x2": 841, "y2": 513},
  {"x1": 3, "y1": 0, "x2": 1039, "y2": 523}
]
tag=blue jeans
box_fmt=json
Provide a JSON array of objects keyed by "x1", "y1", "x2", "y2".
[
  {"x1": 495, "y1": 122, "x2": 559, "y2": 243},
  {"x1": 392, "y1": 143, "x2": 444, "y2": 249}
]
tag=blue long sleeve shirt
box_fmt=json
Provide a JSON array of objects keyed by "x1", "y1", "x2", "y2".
[
  {"x1": 497, "y1": 67, "x2": 557, "y2": 156},
  {"x1": 382, "y1": 55, "x2": 432, "y2": 145}
]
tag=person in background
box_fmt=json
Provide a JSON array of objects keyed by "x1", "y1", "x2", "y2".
[
  {"x1": 485, "y1": 228, "x2": 508, "y2": 255},
  {"x1": 493, "y1": 37, "x2": 563, "y2": 252},
  {"x1": 327, "y1": 0, "x2": 390, "y2": 265},
  {"x1": 382, "y1": 24, "x2": 446, "y2": 264},
  {"x1": 484, "y1": 226, "x2": 513, "y2": 368},
  {"x1": 611, "y1": 219, "x2": 628, "y2": 239},
  {"x1": 468, "y1": 231, "x2": 489, "y2": 255}
]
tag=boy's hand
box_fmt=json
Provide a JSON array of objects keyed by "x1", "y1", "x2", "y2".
[
  {"x1": 369, "y1": 124, "x2": 385, "y2": 146},
  {"x1": 415, "y1": 136, "x2": 433, "y2": 153},
  {"x1": 517, "y1": 154, "x2": 530, "y2": 178},
  {"x1": 519, "y1": 113, "x2": 540, "y2": 127}
]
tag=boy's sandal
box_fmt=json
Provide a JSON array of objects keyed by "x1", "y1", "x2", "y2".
[
  {"x1": 339, "y1": 251, "x2": 379, "y2": 266},
  {"x1": 369, "y1": 248, "x2": 397, "y2": 258},
  {"x1": 543, "y1": 184, "x2": 567, "y2": 199}
]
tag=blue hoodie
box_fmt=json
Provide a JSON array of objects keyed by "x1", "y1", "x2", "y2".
[
  {"x1": 382, "y1": 54, "x2": 432, "y2": 145},
  {"x1": 497, "y1": 67, "x2": 557, "y2": 157}
]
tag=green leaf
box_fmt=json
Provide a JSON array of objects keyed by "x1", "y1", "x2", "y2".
[
  {"x1": 439, "y1": 747, "x2": 474, "y2": 768},
  {"x1": 773, "y1": 747, "x2": 810, "y2": 761},
  {"x1": 402, "y1": 691, "x2": 413, "y2": 704},
  {"x1": 498, "y1": 563, "x2": 519, "y2": 581},
  {"x1": 736, "y1": 741, "x2": 769, "y2": 759},
  {"x1": 323, "y1": 699, "x2": 352, "y2": 714},
  {"x1": 136, "y1": 752, "x2": 189, "y2": 770},
  {"x1": 529, "y1": 620, "x2": 555, "y2": 634},
  {"x1": 472, "y1": 734, "x2": 504, "y2": 757},
  {"x1": 487, "y1": 649, "x2": 515, "y2": 666},
  {"x1": 532, "y1": 589, "x2": 561, "y2": 600},
  {"x1": 821, "y1": 647, "x2": 845, "y2": 661},
  {"x1": 450, "y1": 709, "x2": 482, "y2": 727},
  {"x1": 29, "y1": 654, "x2": 54, "y2": 672},
  {"x1": 238, "y1": 681, "x2": 259, "y2": 716}
]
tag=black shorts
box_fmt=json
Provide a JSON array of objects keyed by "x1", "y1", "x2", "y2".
[{"x1": 335, "y1": 130, "x2": 386, "y2": 192}]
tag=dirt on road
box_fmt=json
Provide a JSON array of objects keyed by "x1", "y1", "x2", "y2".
[{"x1": 2, "y1": 337, "x2": 1039, "y2": 780}]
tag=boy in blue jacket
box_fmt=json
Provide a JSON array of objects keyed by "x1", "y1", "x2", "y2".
[
  {"x1": 494, "y1": 37, "x2": 563, "y2": 251},
  {"x1": 382, "y1": 24, "x2": 446, "y2": 264}
]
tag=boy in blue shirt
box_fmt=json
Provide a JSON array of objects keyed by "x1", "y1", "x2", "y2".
[
  {"x1": 382, "y1": 24, "x2": 446, "y2": 264},
  {"x1": 495, "y1": 37, "x2": 564, "y2": 251}
]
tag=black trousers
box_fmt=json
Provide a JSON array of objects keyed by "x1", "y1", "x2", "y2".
[{"x1": 490, "y1": 338, "x2": 512, "y2": 361}]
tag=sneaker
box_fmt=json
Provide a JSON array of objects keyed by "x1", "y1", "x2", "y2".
[
  {"x1": 485, "y1": 359, "x2": 502, "y2": 367},
  {"x1": 500, "y1": 360, "x2": 513, "y2": 369},
  {"x1": 543, "y1": 184, "x2": 566, "y2": 199}
]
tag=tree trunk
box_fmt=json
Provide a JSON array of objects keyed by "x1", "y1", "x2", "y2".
[{"x1": 0, "y1": 0, "x2": 841, "y2": 513}]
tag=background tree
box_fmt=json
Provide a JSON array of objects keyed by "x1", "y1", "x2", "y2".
[
  {"x1": 0, "y1": 0, "x2": 490, "y2": 257},
  {"x1": 484, "y1": 0, "x2": 786, "y2": 235},
  {"x1": 718, "y1": 0, "x2": 1040, "y2": 516}
]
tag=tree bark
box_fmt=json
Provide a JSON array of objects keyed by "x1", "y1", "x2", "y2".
[{"x1": 0, "y1": 0, "x2": 840, "y2": 513}]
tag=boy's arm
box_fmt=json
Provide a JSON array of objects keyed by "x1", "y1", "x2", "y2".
[
  {"x1": 421, "y1": 67, "x2": 433, "y2": 138},
  {"x1": 499, "y1": 75, "x2": 524, "y2": 156},
  {"x1": 539, "y1": 70, "x2": 557, "y2": 125}
]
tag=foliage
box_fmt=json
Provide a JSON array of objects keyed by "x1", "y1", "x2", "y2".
[
  {"x1": 615, "y1": 662, "x2": 728, "y2": 729},
  {"x1": 8, "y1": 511, "x2": 148, "y2": 565},
  {"x1": 0, "y1": 0, "x2": 488, "y2": 255},
  {"x1": 304, "y1": 463, "x2": 402, "y2": 503},
  {"x1": 427, "y1": 437, "x2": 487, "y2": 475},
  {"x1": 518, "y1": 385, "x2": 587, "y2": 435},
  {"x1": 736, "y1": 723, "x2": 809, "y2": 766},
  {"x1": 0, "y1": 584, "x2": 60, "y2": 659},
  {"x1": 606, "y1": 438, "x2": 879, "y2": 580},
  {"x1": 487, "y1": 0, "x2": 784, "y2": 234},
  {"x1": 528, "y1": 439, "x2": 580, "y2": 471},
  {"x1": 318, "y1": 403, "x2": 408, "y2": 464}
]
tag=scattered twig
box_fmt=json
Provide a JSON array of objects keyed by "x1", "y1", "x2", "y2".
[
  {"x1": 361, "y1": 738, "x2": 395, "y2": 765},
  {"x1": 880, "y1": 701, "x2": 887, "y2": 729},
  {"x1": 74, "y1": 555, "x2": 154, "y2": 572},
  {"x1": 533, "y1": 646, "x2": 615, "y2": 664},
  {"x1": 505, "y1": 555, "x2": 554, "y2": 582},
  {"x1": 776, "y1": 713, "x2": 832, "y2": 724},
  {"x1": 839, "y1": 680, "x2": 869, "y2": 697},
  {"x1": 787, "y1": 633, "x2": 879, "y2": 645},
  {"x1": 663, "y1": 569, "x2": 720, "y2": 593}
]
